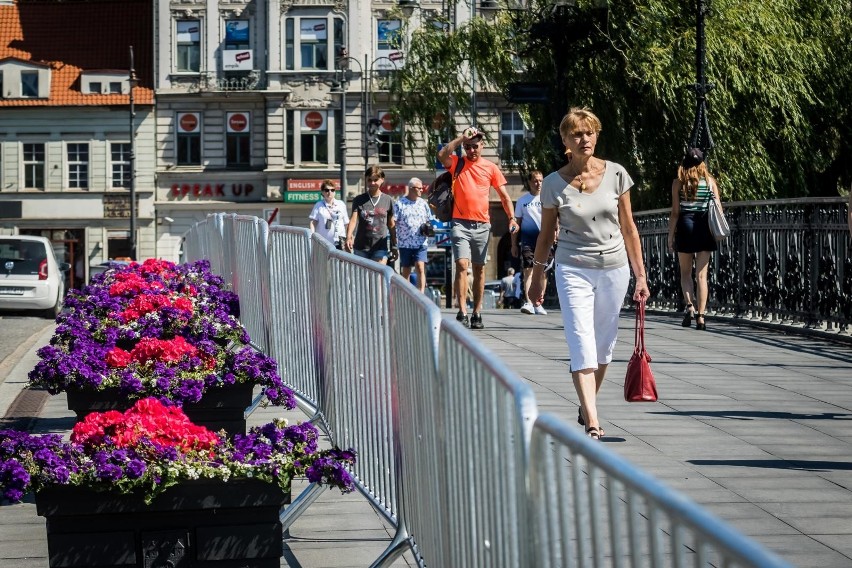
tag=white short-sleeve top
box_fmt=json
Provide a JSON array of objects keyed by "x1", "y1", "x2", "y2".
[{"x1": 540, "y1": 160, "x2": 633, "y2": 269}]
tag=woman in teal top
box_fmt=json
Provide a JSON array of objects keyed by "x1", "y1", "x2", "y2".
[{"x1": 667, "y1": 148, "x2": 722, "y2": 331}]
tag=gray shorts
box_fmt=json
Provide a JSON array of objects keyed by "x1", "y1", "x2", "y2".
[{"x1": 451, "y1": 219, "x2": 491, "y2": 265}]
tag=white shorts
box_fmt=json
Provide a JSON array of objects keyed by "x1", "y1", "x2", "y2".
[{"x1": 555, "y1": 263, "x2": 631, "y2": 373}]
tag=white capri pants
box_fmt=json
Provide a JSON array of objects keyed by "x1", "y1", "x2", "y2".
[{"x1": 555, "y1": 263, "x2": 631, "y2": 373}]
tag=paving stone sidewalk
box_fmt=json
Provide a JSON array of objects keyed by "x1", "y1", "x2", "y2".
[
  {"x1": 467, "y1": 308, "x2": 852, "y2": 568},
  {"x1": 4, "y1": 309, "x2": 852, "y2": 567}
]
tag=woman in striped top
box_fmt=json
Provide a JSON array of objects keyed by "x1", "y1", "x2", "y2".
[{"x1": 667, "y1": 148, "x2": 722, "y2": 331}]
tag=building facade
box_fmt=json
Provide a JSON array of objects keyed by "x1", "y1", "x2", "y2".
[
  {"x1": 0, "y1": 0, "x2": 155, "y2": 287},
  {"x1": 1, "y1": 0, "x2": 527, "y2": 283},
  {"x1": 153, "y1": 0, "x2": 528, "y2": 278}
]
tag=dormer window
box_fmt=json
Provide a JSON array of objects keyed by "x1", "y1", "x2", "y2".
[
  {"x1": 0, "y1": 58, "x2": 50, "y2": 98},
  {"x1": 81, "y1": 72, "x2": 130, "y2": 94},
  {"x1": 21, "y1": 70, "x2": 38, "y2": 97}
]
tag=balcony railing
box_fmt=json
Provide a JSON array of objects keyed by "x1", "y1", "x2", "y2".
[{"x1": 633, "y1": 197, "x2": 852, "y2": 336}]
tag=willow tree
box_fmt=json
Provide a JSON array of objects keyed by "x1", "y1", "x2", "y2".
[{"x1": 388, "y1": 0, "x2": 851, "y2": 209}]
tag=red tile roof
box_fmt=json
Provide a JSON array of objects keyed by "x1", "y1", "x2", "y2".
[{"x1": 0, "y1": 0, "x2": 153, "y2": 107}]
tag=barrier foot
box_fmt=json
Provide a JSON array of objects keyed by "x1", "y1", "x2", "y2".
[
  {"x1": 244, "y1": 392, "x2": 265, "y2": 419},
  {"x1": 280, "y1": 482, "x2": 328, "y2": 532},
  {"x1": 370, "y1": 525, "x2": 413, "y2": 568}
]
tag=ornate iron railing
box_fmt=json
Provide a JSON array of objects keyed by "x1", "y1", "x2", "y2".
[{"x1": 633, "y1": 197, "x2": 852, "y2": 339}]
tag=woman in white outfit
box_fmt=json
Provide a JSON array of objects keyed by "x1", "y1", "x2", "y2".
[
  {"x1": 528, "y1": 107, "x2": 650, "y2": 440},
  {"x1": 308, "y1": 179, "x2": 347, "y2": 248}
]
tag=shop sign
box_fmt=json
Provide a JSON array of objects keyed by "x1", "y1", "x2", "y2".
[
  {"x1": 177, "y1": 112, "x2": 200, "y2": 133},
  {"x1": 103, "y1": 195, "x2": 139, "y2": 218},
  {"x1": 282, "y1": 191, "x2": 341, "y2": 203},
  {"x1": 227, "y1": 112, "x2": 250, "y2": 133},
  {"x1": 286, "y1": 179, "x2": 340, "y2": 191},
  {"x1": 301, "y1": 111, "x2": 326, "y2": 131},
  {"x1": 170, "y1": 183, "x2": 256, "y2": 199}
]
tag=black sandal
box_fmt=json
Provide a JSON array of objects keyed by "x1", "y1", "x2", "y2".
[
  {"x1": 681, "y1": 304, "x2": 694, "y2": 327},
  {"x1": 586, "y1": 426, "x2": 602, "y2": 440},
  {"x1": 696, "y1": 313, "x2": 706, "y2": 331},
  {"x1": 578, "y1": 409, "x2": 605, "y2": 436}
]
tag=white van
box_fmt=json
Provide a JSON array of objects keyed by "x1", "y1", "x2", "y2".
[{"x1": 0, "y1": 236, "x2": 70, "y2": 318}]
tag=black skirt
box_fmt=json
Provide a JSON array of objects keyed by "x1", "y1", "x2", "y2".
[{"x1": 675, "y1": 210, "x2": 717, "y2": 253}]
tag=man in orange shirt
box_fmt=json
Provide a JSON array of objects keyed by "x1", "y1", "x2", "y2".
[{"x1": 437, "y1": 127, "x2": 518, "y2": 329}]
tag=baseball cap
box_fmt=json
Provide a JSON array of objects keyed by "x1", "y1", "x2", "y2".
[
  {"x1": 682, "y1": 147, "x2": 704, "y2": 169},
  {"x1": 463, "y1": 127, "x2": 483, "y2": 143}
]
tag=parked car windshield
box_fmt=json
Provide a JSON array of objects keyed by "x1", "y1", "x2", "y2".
[{"x1": 0, "y1": 240, "x2": 47, "y2": 276}]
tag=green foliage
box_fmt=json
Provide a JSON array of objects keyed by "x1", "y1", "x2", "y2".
[{"x1": 388, "y1": 0, "x2": 851, "y2": 209}]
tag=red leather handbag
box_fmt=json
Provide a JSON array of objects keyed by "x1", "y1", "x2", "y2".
[{"x1": 624, "y1": 299, "x2": 658, "y2": 402}]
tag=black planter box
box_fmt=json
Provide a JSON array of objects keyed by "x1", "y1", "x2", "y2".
[
  {"x1": 35, "y1": 478, "x2": 290, "y2": 568},
  {"x1": 65, "y1": 381, "x2": 254, "y2": 435}
]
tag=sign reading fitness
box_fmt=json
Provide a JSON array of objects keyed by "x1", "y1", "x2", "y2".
[{"x1": 284, "y1": 179, "x2": 341, "y2": 203}]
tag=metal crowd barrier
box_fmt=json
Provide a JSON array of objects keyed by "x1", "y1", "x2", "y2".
[
  {"x1": 529, "y1": 413, "x2": 790, "y2": 567},
  {"x1": 266, "y1": 226, "x2": 319, "y2": 416},
  {"x1": 221, "y1": 215, "x2": 269, "y2": 352},
  {"x1": 323, "y1": 251, "x2": 399, "y2": 522},
  {"x1": 183, "y1": 213, "x2": 792, "y2": 568}
]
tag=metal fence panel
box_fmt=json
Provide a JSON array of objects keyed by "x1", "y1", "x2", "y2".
[
  {"x1": 439, "y1": 320, "x2": 538, "y2": 567},
  {"x1": 230, "y1": 216, "x2": 269, "y2": 352},
  {"x1": 529, "y1": 413, "x2": 792, "y2": 568},
  {"x1": 635, "y1": 197, "x2": 851, "y2": 336},
  {"x1": 266, "y1": 226, "x2": 319, "y2": 411},
  {"x1": 388, "y1": 277, "x2": 445, "y2": 566},
  {"x1": 324, "y1": 252, "x2": 398, "y2": 522}
]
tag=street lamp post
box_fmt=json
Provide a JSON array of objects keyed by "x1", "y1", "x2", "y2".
[
  {"x1": 128, "y1": 46, "x2": 139, "y2": 260},
  {"x1": 363, "y1": 56, "x2": 398, "y2": 166},
  {"x1": 688, "y1": 0, "x2": 714, "y2": 153}
]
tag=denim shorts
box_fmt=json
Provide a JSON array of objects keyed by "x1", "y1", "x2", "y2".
[
  {"x1": 451, "y1": 219, "x2": 491, "y2": 265},
  {"x1": 399, "y1": 245, "x2": 428, "y2": 267},
  {"x1": 354, "y1": 248, "x2": 389, "y2": 261}
]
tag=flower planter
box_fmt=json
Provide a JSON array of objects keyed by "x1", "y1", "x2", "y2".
[
  {"x1": 65, "y1": 381, "x2": 254, "y2": 435},
  {"x1": 35, "y1": 478, "x2": 290, "y2": 568}
]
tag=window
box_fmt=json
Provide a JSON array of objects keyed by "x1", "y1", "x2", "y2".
[
  {"x1": 376, "y1": 112, "x2": 403, "y2": 165},
  {"x1": 67, "y1": 143, "x2": 89, "y2": 189},
  {"x1": 225, "y1": 20, "x2": 250, "y2": 49},
  {"x1": 0, "y1": 71, "x2": 4, "y2": 98},
  {"x1": 176, "y1": 20, "x2": 201, "y2": 72},
  {"x1": 88, "y1": 82, "x2": 102, "y2": 94},
  {"x1": 176, "y1": 112, "x2": 201, "y2": 165},
  {"x1": 226, "y1": 112, "x2": 250, "y2": 167},
  {"x1": 284, "y1": 16, "x2": 343, "y2": 70},
  {"x1": 286, "y1": 110, "x2": 295, "y2": 165},
  {"x1": 289, "y1": 110, "x2": 328, "y2": 164},
  {"x1": 109, "y1": 82, "x2": 122, "y2": 94},
  {"x1": 23, "y1": 143, "x2": 45, "y2": 189},
  {"x1": 500, "y1": 111, "x2": 525, "y2": 165},
  {"x1": 376, "y1": 19, "x2": 402, "y2": 52},
  {"x1": 111, "y1": 143, "x2": 131, "y2": 188},
  {"x1": 21, "y1": 71, "x2": 38, "y2": 97}
]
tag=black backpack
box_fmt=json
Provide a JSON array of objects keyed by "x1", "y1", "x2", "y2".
[{"x1": 428, "y1": 157, "x2": 465, "y2": 222}]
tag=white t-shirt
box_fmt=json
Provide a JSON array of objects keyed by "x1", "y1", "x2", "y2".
[
  {"x1": 308, "y1": 198, "x2": 347, "y2": 244},
  {"x1": 540, "y1": 161, "x2": 633, "y2": 269},
  {"x1": 514, "y1": 192, "x2": 543, "y2": 244}
]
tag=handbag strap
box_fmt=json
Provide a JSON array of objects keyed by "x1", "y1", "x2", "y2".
[{"x1": 634, "y1": 299, "x2": 646, "y2": 353}]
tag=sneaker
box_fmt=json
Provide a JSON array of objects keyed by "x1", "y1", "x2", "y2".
[
  {"x1": 534, "y1": 305, "x2": 548, "y2": 315},
  {"x1": 520, "y1": 302, "x2": 534, "y2": 314},
  {"x1": 456, "y1": 310, "x2": 470, "y2": 328},
  {"x1": 470, "y1": 313, "x2": 484, "y2": 330}
]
